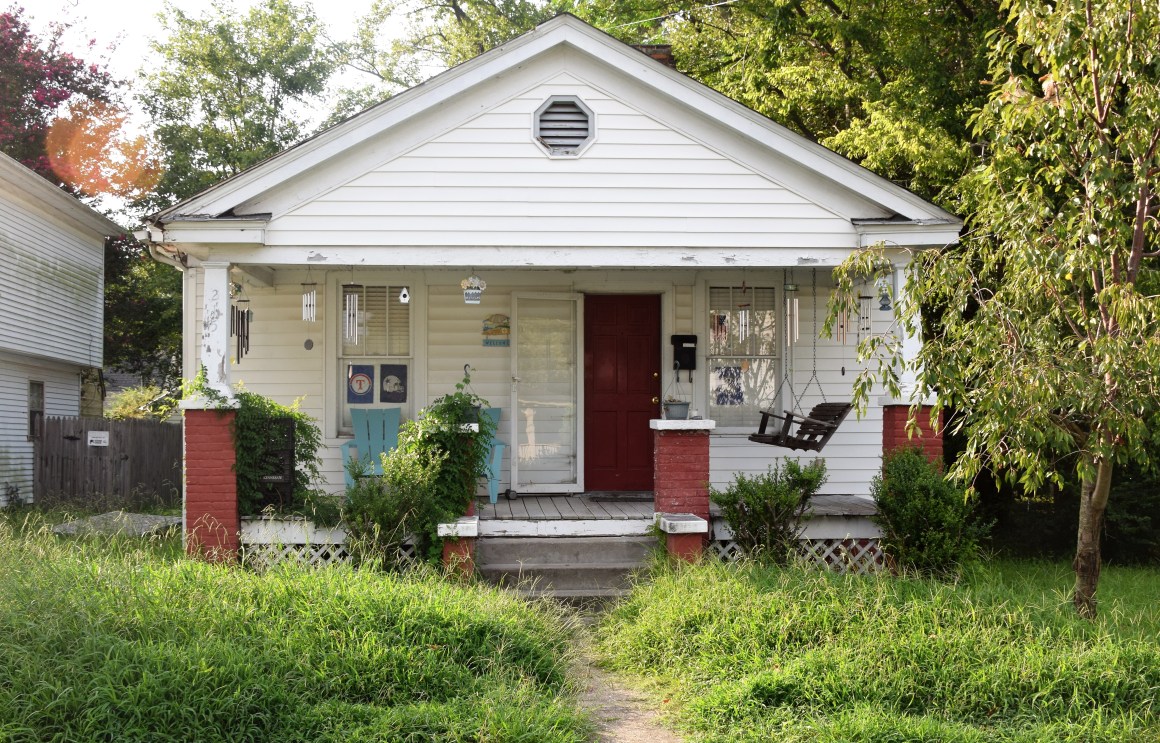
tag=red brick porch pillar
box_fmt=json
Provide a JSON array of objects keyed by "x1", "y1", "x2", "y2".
[
  {"x1": 652, "y1": 420, "x2": 715, "y2": 559},
  {"x1": 183, "y1": 408, "x2": 239, "y2": 561},
  {"x1": 439, "y1": 515, "x2": 479, "y2": 574},
  {"x1": 882, "y1": 405, "x2": 944, "y2": 466}
]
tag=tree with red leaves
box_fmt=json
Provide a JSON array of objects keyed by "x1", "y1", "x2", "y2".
[{"x1": 0, "y1": 6, "x2": 118, "y2": 184}]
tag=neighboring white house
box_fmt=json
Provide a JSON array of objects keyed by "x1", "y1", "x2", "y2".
[
  {"x1": 0, "y1": 152, "x2": 120, "y2": 506},
  {"x1": 142, "y1": 15, "x2": 960, "y2": 505}
]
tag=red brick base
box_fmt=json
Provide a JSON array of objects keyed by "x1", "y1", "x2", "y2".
[
  {"x1": 653, "y1": 428, "x2": 710, "y2": 558},
  {"x1": 666, "y1": 533, "x2": 704, "y2": 562},
  {"x1": 653, "y1": 429, "x2": 711, "y2": 520},
  {"x1": 184, "y1": 409, "x2": 239, "y2": 561},
  {"x1": 883, "y1": 405, "x2": 944, "y2": 466},
  {"x1": 442, "y1": 538, "x2": 475, "y2": 574}
]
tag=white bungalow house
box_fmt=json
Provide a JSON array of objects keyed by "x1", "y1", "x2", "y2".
[
  {"x1": 142, "y1": 15, "x2": 958, "y2": 569},
  {"x1": 0, "y1": 152, "x2": 119, "y2": 506}
]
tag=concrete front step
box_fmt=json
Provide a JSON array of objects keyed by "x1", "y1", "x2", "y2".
[
  {"x1": 480, "y1": 562, "x2": 642, "y2": 592},
  {"x1": 475, "y1": 536, "x2": 657, "y2": 596}
]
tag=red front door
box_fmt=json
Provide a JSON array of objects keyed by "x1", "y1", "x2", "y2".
[{"x1": 584, "y1": 294, "x2": 661, "y2": 491}]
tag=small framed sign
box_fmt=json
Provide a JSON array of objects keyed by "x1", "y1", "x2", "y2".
[{"x1": 87, "y1": 431, "x2": 110, "y2": 447}]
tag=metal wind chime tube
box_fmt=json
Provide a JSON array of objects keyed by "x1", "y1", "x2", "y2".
[
  {"x1": 233, "y1": 300, "x2": 251, "y2": 362},
  {"x1": 301, "y1": 283, "x2": 317, "y2": 322},
  {"x1": 344, "y1": 287, "x2": 360, "y2": 344}
]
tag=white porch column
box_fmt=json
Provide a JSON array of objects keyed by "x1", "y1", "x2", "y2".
[
  {"x1": 896, "y1": 265, "x2": 921, "y2": 400},
  {"x1": 199, "y1": 261, "x2": 235, "y2": 400}
]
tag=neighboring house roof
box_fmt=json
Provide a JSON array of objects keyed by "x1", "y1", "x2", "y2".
[
  {"x1": 0, "y1": 152, "x2": 122, "y2": 237},
  {"x1": 146, "y1": 14, "x2": 961, "y2": 258},
  {"x1": 0, "y1": 152, "x2": 119, "y2": 370}
]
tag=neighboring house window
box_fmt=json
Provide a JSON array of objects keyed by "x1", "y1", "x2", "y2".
[
  {"x1": 339, "y1": 285, "x2": 411, "y2": 433},
  {"x1": 707, "y1": 286, "x2": 779, "y2": 427},
  {"x1": 534, "y1": 96, "x2": 594, "y2": 156},
  {"x1": 28, "y1": 381, "x2": 44, "y2": 439}
]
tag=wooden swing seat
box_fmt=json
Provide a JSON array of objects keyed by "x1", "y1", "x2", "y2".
[{"x1": 748, "y1": 402, "x2": 853, "y2": 452}]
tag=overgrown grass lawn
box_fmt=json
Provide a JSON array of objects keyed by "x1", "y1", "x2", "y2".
[
  {"x1": 598, "y1": 559, "x2": 1160, "y2": 742},
  {"x1": 0, "y1": 524, "x2": 588, "y2": 742}
]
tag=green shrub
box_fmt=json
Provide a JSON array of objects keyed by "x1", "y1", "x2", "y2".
[
  {"x1": 343, "y1": 448, "x2": 444, "y2": 568},
  {"x1": 711, "y1": 459, "x2": 828, "y2": 562},
  {"x1": 348, "y1": 369, "x2": 496, "y2": 563},
  {"x1": 872, "y1": 447, "x2": 988, "y2": 574}
]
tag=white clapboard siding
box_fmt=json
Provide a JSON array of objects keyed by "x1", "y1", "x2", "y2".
[
  {"x1": 270, "y1": 73, "x2": 852, "y2": 249},
  {"x1": 674, "y1": 285, "x2": 694, "y2": 335},
  {"x1": 426, "y1": 284, "x2": 526, "y2": 493},
  {"x1": 0, "y1": 199, "x2": 103, "y2": 368},
  {"x1": 0, "y1": 354, "x2": 82, "y2": 505}
]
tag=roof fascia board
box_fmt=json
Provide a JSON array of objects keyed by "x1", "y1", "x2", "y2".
[
  {"x1": 157, "y1": 219, "x2": 267, "y2": 245},
  {"x1": 188, "y1": 244, "x2": 920, "y2": 268},
  {"x1": 0, "y1": 154, "x2": 122, "y2": 237}
]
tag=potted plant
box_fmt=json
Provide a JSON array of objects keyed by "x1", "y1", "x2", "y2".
[{"x1": 662, "y1": 373, "x2": 690, "y2": 419}]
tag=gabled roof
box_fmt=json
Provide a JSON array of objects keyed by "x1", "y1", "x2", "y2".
[
  {"x1": 1, "y1": 152, "x2": 122, "y2": 238},
  {"x1": 151, "y1": 14, "x2": 959, "y2": 232}
]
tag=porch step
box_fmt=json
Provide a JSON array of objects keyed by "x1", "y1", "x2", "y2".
[{"x1": 475, "y1": 536, "x2": 657, "y2": 597}]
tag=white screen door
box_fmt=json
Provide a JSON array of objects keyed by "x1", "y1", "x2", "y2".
[{"x1": 511, "y1": 293, "x2": 582, "y2": 493}]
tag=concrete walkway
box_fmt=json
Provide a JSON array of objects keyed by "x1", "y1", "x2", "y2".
[{"x1": 52, "y1": 511, "x2": 181, "y2": 537}]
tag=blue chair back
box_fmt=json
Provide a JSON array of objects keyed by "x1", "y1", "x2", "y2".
[
  {"x1": 481, "y1": 408, "x2": 506, "y2": 503},
  {"x1": 341, "y1": 408, "x2": 401, "y2": 487}
]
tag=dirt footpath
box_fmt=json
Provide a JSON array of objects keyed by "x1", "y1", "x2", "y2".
[{"x1": 574, "y1": 649, "x2": 684, "y2": 743}]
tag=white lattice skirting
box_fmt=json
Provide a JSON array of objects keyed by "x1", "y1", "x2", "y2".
[
  {"x1": 238, "y1": 517, "x2": 418, "y2": 569},
  {"x1": 708, "y1": 537, "x2": 886, "y2": 575},
  {"x1": 241, "y1": 541, "x2": 353, "y2": 569}
]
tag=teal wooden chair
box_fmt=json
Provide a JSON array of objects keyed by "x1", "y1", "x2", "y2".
[
  {"x1": 342, "y1": 408, "x2": 401, "y2": 487},
  {"x1": 482, "y1": 408, "x2": 507, "y2": 503}
]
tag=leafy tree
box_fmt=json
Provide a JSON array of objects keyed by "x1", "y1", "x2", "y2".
[
  {"x1": 572, "y1": 0, "x2": 1002, "y2": 205},
  {"x1": 104, "y1": 234, "x2": 182, "y2": 387},
  {"x1": 832, "y1": 0, "x2": 1160, "y2": 617},
  {"x1": 329, "y1": 0, "x2": 555, "y2": 123},
  {"x1": 137, "y1": 0, "x2": 337, "y2": 212},
  {"x1": 105, "y1": 384, "x2": 179, "y2": 420},
  {"x1": 0, "y1": 6, "x2": 118, "y2": 184}
]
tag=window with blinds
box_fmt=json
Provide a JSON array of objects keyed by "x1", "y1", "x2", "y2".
[
  {"x1": 707, "y1": 286, "x2": 780, "y2": 427},
  {"x1": 341, "y1": 285, "x2": 410, "y2": 357},
  {"x1": 339, "y1": 285, "x2": 411, "y2": 432}
]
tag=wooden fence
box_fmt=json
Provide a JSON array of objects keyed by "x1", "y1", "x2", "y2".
[{"x1": 34, "y1": 417, "x2": 183, "y2": 510}]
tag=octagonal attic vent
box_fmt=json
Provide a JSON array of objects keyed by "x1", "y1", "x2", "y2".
[{"x1": 535, "y1": 96, "x2": 594, "y2": 156}]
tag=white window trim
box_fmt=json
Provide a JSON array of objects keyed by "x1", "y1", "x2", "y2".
[
  {"x1": 699, "y1": 277, "x2": 785, "y2": 434},
  {"x1": 325, "y1": 272, "x2": 424, "y2": 439}
]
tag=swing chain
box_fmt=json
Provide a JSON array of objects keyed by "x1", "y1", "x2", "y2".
[{"x1": 793, "y1": 269, "x2": 827, "y2": 410}]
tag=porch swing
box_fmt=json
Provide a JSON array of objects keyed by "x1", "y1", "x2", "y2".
[{"x1": 747, "y1": 270, "x2": 852, "y2": 452}]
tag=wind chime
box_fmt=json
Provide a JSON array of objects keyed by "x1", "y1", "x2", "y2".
[
  {"x1": 301, "y1": 269, "x2": 317, "y2": 322},
  {"x1": 230, "y1": 283, "x2": 252, "y2": 362},
  {"x1": 343, "y1": 268, "x2": 362, "y2": 345}
]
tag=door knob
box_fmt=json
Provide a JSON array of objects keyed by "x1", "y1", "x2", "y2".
[
  {"x1": 652, "y1": 396, "x2": 660, "y2": 404},
  {"x1": 653, "y1": 372, "x2": 659, "y2": 379}
]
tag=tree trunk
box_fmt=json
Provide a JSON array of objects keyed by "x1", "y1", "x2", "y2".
[{"x1": 1073, "y1": 456, "x2": 1113, "y2": 618}]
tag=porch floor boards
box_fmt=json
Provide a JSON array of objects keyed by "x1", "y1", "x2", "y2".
[
  {"x1": 477, "y1": 494, "x2": 654, "y2": 522},
  {"x1": 476, "y1": 493, "x2": 875, "y2": 522}
]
